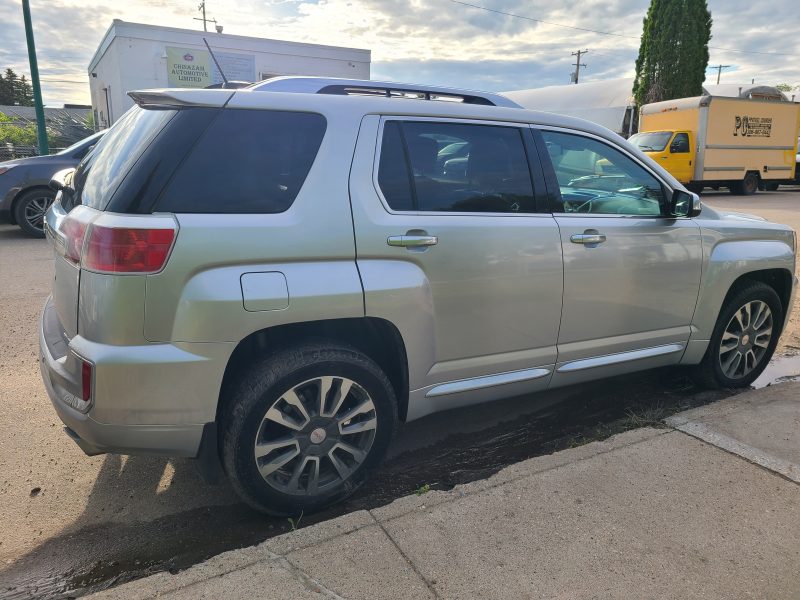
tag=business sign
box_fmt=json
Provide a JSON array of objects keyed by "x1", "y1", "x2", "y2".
[
  {"x1": 733, "y1": 115, "x2": 772, "y2": 138},
  {"x1": 166, "y1": 46, "x2": 255, "y2": 88},
  {"x1": 166, "y1": 47, "x2": 211, "y2": 87}
]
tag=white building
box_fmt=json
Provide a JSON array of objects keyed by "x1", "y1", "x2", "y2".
[{"x1": 88, "y1": 20, "x2": 371, "y2": 127}]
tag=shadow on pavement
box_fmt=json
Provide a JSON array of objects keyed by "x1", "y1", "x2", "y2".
[{"x1": 0, "y1": 366, "x2": 738, "y2": 600}]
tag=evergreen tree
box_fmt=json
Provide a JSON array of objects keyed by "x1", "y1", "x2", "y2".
[
  {"x1": 632, "y1": 0, "x2": 712, "y2": 106},
  {"x1": 15, "y1": 75, "x2": 34, "y2": 106},
  {"x1": 0, "y1": 68, "x2": 35, "y2": 106}
]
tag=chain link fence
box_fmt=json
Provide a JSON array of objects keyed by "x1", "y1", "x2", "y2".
[{"x1": 0, "y1": 143, "x2": 65, "y2": 162}]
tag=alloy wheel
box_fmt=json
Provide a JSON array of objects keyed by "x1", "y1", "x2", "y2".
[
  {"x1": 718, "y1": 300, "x2": 773, "y2": 379},
  {"x1": 253, "y1": 376, "x2": 378, "y2": 495},
  {"x1": 23, "y1": 195, "x2": 53, "y2": 233}
]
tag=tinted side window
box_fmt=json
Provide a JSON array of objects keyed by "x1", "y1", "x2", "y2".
[
  {"x1": 158, "y1": 110, "x2": 326, "y2": 214},
  {"x1": 377, "y1": 121, "x2": 535, "y2": 213},
  {"x1": 541, "y1": 130, "x2": 666, "y2": 216}
]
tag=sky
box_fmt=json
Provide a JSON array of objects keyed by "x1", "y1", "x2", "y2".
[{"x1": 0, "y1": 0, "x2": 797, "y2": 107}]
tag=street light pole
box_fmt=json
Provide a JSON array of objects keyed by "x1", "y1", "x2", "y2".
[{"x1": 21, "y1": 0, "x2": 48, "y2": 154}]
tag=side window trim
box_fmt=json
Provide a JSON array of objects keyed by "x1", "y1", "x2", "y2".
[
  {"x1": 530, "y1": 127, "x2": 563, "y2": 214},
  {"x1": 531, "y1": 125, "x2": 676, "y2": 218},
  {"x1": 372, "y1": 116, "x2": 552, "y2": 217}
]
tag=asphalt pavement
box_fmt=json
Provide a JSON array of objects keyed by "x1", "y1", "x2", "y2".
[{"x1": 1, "y1": 188, "x2": 799, "y2": 599}]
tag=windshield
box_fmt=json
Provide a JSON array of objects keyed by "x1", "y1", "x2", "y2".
[
  {"x1": 628, "y1": 131, "x2": 672, "y2": 152},
  {"x1": 72, "y1": 106, "x2": 177, "y2": 210},
  {"x1": 56, "y1": 130, "x2": 105, "y2": 156}
]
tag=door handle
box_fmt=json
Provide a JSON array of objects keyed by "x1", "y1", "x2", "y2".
[
  {"x1": 570, "y1": 232, "x2": 606, "y2": 245},
  {"x1": 387, "y1": 235, "x2": 438, "y2": 248}
]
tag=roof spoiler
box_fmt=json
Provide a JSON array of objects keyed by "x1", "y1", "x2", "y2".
[{"x1": 128, "y1": 89, "x2": 234, "y2": 109}]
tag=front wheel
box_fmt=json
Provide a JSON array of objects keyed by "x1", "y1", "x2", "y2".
[
  {"x1": 695, "y1": 282, "x2": 782, "y2": 388},
  {"x1": 221, "y1": 342, "x2": 398, "y2": 516},
  {"x1": 13, "y1": 188, "x2": 56, "y2": 238}
]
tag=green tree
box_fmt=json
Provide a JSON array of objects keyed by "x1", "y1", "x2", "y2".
[
  {"x1": 0, "y1": 68, "x2": 35, "y2": 106},
  {"x1": 0, "y1": 112, "x2": 38, "y2": 145},
  {"x1": 775, "y1": 83, "x2": 796, "y2": 92},
  {"x1": 632, "y1": 0, "x2": 712, "y2": 107}
]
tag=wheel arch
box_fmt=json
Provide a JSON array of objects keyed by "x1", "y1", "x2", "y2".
[
  {"x1": 683, "y1": 264, "x2": 794, "y2": 366},
  {"x1": 720, "y1": 268, "x2": 793, "y2": 328},
  {"x1": 216, "y1": 317, "x2": 410, "y2": 426}
]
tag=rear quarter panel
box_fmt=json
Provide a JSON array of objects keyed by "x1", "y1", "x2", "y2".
[{"x1": 143, "y1": 102, "x2": 366, "y2": 343}]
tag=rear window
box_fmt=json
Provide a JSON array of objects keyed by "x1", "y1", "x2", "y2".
[
  {"x1": 74, "y1": 107, "x2": 177, "y2": 210},
  {"x1": 156, "y1": 109, "x2": 326, "y2": 214}
]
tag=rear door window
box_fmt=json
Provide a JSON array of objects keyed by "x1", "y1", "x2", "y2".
[
  {"x1": 377, "y1": 120, "x2": 536, "y2": 213},
  {"x1": 157, "y1": 109, "x2": 326, "y2": 214}
]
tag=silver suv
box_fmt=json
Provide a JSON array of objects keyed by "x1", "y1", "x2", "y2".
[{"x1": 40, "y1": 77, "x2": 797, "y2": 515}]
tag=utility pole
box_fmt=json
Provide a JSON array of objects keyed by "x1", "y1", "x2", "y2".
[
  {"x1": 20, "y1": 0, "x2": 48, "y2": 154},
  {"x1": 571, "y1": 49, "x2": 588, "y2": 84},
  {"x1": 709, "y1": 64, "x2": 731, "y2": 85},
  {"x1": 194, "y1": 2, "x2": 218, "y2": 32}
]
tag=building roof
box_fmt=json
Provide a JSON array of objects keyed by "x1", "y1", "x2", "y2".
[
  {"x1": 0, "y1": 105, "x2": 91, "y2": 123},
  {"x1": 88, "y1": 20, "x2": 371, "y2": 73}
]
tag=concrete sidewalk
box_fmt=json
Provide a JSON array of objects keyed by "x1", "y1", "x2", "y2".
[{"x1": 92, "y1": 382, "x2": 800, "y2": 600}]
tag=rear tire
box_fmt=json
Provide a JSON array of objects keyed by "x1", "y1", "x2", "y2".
[
  {"x1": 730, "y1": 172, "x2": 759, "y2": 196},
  {"x1": 13, "y1": 188, "x2": 55, "y2": 238},
  {"x1": 694, "y1": 282, "x2": 782, "y2": 389},
  {"x1": 220, "y1": 342, "x2": 398, "y2": 516}
]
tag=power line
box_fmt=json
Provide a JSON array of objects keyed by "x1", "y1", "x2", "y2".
[
  {"x1": 447, "y1": 0, "x2": 637, "y2": 39},
  {"x1": 446, "y1": 0, "x2": 796, "y2": 57}
]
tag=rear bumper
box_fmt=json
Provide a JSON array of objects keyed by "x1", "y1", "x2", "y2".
[{"x1": 39, "y1": 296, "x2": 230, "y2": 457}]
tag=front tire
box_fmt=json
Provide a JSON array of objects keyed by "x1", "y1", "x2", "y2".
[
  {"x1": 13, "y1": 188, "x2": 55, "y2": 238},
  {"x1": 220, "y1": 342, "x2": 397, "y2": 516},
  {"x1": 695, "y1": 282, "x2": 782, "y2": 388}
]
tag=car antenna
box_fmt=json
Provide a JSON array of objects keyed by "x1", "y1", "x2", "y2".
[{"x1": 203, "y1": 37, "x2": 229, "y2": 87}]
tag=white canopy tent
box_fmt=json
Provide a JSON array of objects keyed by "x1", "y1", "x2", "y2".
[{"x1": 504, "y1": 79, "x2": 791, "y2": 137}]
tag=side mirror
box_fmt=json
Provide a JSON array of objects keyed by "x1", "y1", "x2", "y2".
[
  {"x1": 670, "y1": 189, "x2": 702, "y2": 218},
  {"x1": 49, "y1": 168, "x2": 75, "y2": 194}
]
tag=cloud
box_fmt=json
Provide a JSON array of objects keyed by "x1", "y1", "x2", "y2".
[{"x1": 0, "y1": 0, "x2": 796, "y2": 107}]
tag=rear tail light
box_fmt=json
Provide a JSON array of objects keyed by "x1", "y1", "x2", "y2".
[
  {"x1": 60, "y1": 216, "x2": 89, "y2": 265},
  {"x1": 81, "y1": 360, "x2": 93, "y2": 402},
  {"x1": 83, "y1": 226, "x2": 176, "y2": 273},
  {"x1": 57, "y1": 208, "x2": 177, "y2": 274}
]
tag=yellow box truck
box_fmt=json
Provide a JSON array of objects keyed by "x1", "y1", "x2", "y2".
[{"x1": 630, "y1": 95, "x2": 800, "y2": 194}]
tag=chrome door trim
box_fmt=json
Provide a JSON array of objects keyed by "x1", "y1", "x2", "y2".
[
  {"x1": 557, "y1": 343, "x2": 685, "y2": 373},
  {"x1": 426, "y1": 367, "x2": 551, "y2": 397}
]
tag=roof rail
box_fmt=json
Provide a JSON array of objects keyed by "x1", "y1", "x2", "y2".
[{"x1": 249, "y1": 77, "x2": 522, "y2": 108}]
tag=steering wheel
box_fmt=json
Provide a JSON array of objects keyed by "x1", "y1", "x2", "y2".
[{"x1": 574, "y1": 199, "x2": 593, "y2": 213}]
